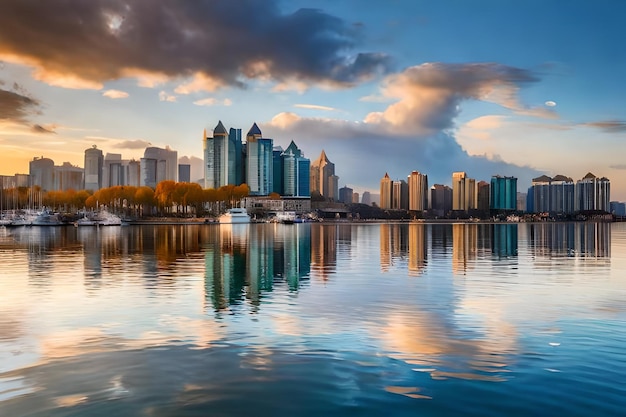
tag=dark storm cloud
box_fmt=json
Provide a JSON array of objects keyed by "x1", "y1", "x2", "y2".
[
  {"x1": 583, "y1": 120, "x2": 626, "y2": 133},
  {"x1": 0, "y1": 87, "x2": 40, "y2": 122},
  {"x1": 0, "y1": 0, "x2": 391, "y2": 89}
]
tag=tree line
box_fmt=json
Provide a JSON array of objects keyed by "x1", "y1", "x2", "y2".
[{"x1": 0, "y1": 182, "x2": 251, "y2": 218}]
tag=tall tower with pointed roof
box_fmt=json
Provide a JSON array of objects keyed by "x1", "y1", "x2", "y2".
[
  {"x1": 246, "y1": 123, "x2": 273, "y2": 195},
  {"x1": 204, "y1": 121, "x2": 243, "y2": 189},
  {"x1": 379, "y1": 172, "x2": 392, "y2": 209},
  {"x1": 310, "y1": 150, "x2": 338, "y2": 200},
  {"x1": 281, "y1": 140, "x2": 310, "y2": 197}
]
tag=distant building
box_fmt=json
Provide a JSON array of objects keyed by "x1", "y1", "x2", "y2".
[
  {"x1": 178, "y1": 164, "x2": 191, "y2": 183},
  {"x1": 272, "y1": 146, "x2": 284, "y2": 194},
  {"x1": 204, "y1": 121, "x2": 243, "y2": 189},
  {"x1": 84, "y1": 146, "x2": 103, "y2": 191},
  {"x1": 379, "y1": 173, "x2": 392, "y2": 209},
  {"x1": 430, "y1": 184, "x2": 452, "y2": 217},
  {"x1": 392, "y1": 180, "x2": 408, "y2": 210},
  {"x1": 452, "y1": 171, "x2": 476, "y2": 211},
  {"x1": 477, "y1": 180, "x2": 490, "y2": 211},
  {"x1": 361, "y1": 191, "x2": 372, "y2": 205},
  {"x1": 281, "y1": 141, "x2": 310, "y2": 197},
  {"x1": 54, "y1": 162, "x2": 83, "y2": 191},
  {"x1": 407, "y1": 170, "x2": 428, "y2": 211},
  {"x1": 246, "y1": 123, "x2": 273, "y2": 196},
  {"x1": 141, "y1": 146, "x2": 178, "y2": 188},
  {"x1": 516, "y1": 192, "x2": 527, "y2": 212},
  {"x1": 339, "y1": 185, "x2": 353, "y2": 205},
  {"x1": 576, "y1": 172, "x2": 610, "y2": 212},
  {"x1": 610, "y1": 201, "x2": 626, "y2": 216},
  {"x1": 490, "y1": 176, "x2": 517, "y2": 211},
  {"x1": 310, "y1": 150, "x2": 338, "y2": 200},
  {"x1": 352, "y1": 192, "x2": 360, "y2": 204},
  {"x1": 29, "y1": 156, "x2": 55, "y2": 191}
]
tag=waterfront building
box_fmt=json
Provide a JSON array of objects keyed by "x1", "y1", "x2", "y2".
[
  {"x1": 272, "y1": 146, "x2": 284, "y2": 195},
  {"x1": 352, "y1": 192, "x2": 360, "y2": 204},
  {"x1": 53, "y1": 162, "x2": 83, "y2": 191},
  {"x1": 84, "y1": 146, "x2": 103, "y2": 191},
  {"x1": 392, "y1": 180, "x2": 408, "y2": 210},
  {"x1": 517, "y1": 192, "x2": 527, "y2": 212},
  {"x1": 452, "y1": 172, "x2": 477, "y2": 211},
  {"x1": 490, "y1": 176, "x2": 517, "y2": 211},
  {"x1": 281, "y1": 141, "x2": 310, "y2": 197},
  {"x1": 407, "y1": 171, "x2": 428, "y2": 212},
  {"x1": 29, "y1": 156, "x2": 55, "y2": 192},
  {"x1": 246, "y1": 123, "x2": 273, "y2": 196},
  {"x1": 310, "y1": 150, "x2": 338, "y2": 200},
  {"x1": 576, "y1": 172, "x2": 610, "y2": 212},
  {"x1": 528, "y1": 174, "x2": 576, "y2": 214},
  {"x1": 380, "y1": 173, "x2": 392, "y2": 209},
  {"x1": 204, "y1": 121, "x2": 243, "y2": 189},
  {"x1": 430, "y1": 184, "x2": 452, "y2": 217},
  {"x1": 127, "y1": 159, "x2": 141, "y2": 187},
  {"x1": 140, "y1": 146, "x2": 178, "y2": 188},
  {"x1": 178, "y1": 164, "x2": 191, "y2": 183},
  {"x1": 339, "y1": 185, "x2": 353, "y2": 205},
  {"x1": 610, "y1": 201, "x2": 626, "y2": 216},
  {"x1": 361, "y1": 191, "x2": 372, "y2": 206},
  {"x1": 477, "y1": 181, "x2": 490, "y2": 211},
  {"x1": 102, "y1": 153, "x2": 137, "y2": 188}
]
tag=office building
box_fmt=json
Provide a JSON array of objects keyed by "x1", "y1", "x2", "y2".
[
  {"x1": 430, "y1": 184, "x2": 452, "y2": 217},
  {"x1": 392, "y1": 180, "x2": 408, "y2": 210},
  {"x1": 528, "y1": 174, "x2": 575, "y2": 214},
  {"x1": 246, "y1": 123, "x2": 273, "y2": 196},
  {"x1": 281, "y1": 141, "x2": 310, "y2": 197},
  {"x1": 477, "y1": 181, "x2": 490, "y2": 211},
  {"x1": 452, "y1": 172, "x2": 477, "y2": 211},
  {"x1": 140, "y1": 146, "x2": 178, "y2": 188},
  {"x1": 29, "y1": 156, "x2": 55, "y2": 191},
  {"x1": 407, "y1": 170, "x2": 428, "y2": 212},
  {"x1": 490, "y1": 176, "x2": 517, "y2": 211},
  {"x1": 310, "y1": 150, "x2": 338, "y2": 200},
  {"x1": 204, "y1": 121, "x2": 243, "y2": 189},
  {"x1": 576, "y1": 172, "x2": 610, "y2": 212},
  {"x1": 178, "y1": 164, "x2": 191, "y2": 183},
  {"x1": 361, "y1": 191, "x2": 372, "y2": 206},
  {"x1": 84, "y1": 146, "x2": 103, "y2": 191},
  {"x1": 610, "y1": 201, "x2": 626, "y2": 216},
  {"x1": 380, "y1": 173, "x2": 392, "y2": 209},
  {"x1": 339, "y1": 185, "x2": 353, "y2": 205},
  {"x1": 54, "y1": 162, "x2": 83, "y2": 191},
  {"x1": 272, "y1": 146, "x2": 284, "y2": 194}
]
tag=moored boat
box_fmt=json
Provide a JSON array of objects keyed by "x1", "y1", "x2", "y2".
[{"x1": 219, "y1": 208, "x2": 251, "y2": 224}]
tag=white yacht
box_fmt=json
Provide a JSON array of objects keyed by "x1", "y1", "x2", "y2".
[{"x1": 219, "y1": 208, "x2": 251, "y2": 224}]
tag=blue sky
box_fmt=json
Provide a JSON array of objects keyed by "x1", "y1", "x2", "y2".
[{"x1": 1, "y1": 0, "x2": 625, "y2": 199}]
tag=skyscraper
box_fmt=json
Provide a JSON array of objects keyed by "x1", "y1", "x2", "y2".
[
  {"x1": 392, "y1": 180, "x2": 408, "y2": 210},
  {"x1": 339, "y1": 185, "x2": 353, "y2": 205},
  {"x1": 204, "y1": 121, "x2": 243, "y2": 189},
  {"x1": 141, "y1": 146, "x2": 178, "y2": 188},
  {"x1": 246, "y1": 123, "x2": 273, "y2": 196},
  {"x1": 576, "y1": 172, "x2": 610, "y2": 212},
  {"x1": 29, "y1": 156, "x2": 55, "y2": 192},
  {"x1": 380, "y1": 173, "x2": 392, "y2": 209},
  {"x1": 452, "y1": 171, "x2": 477, "y2": 211},
  {"x1": 477, "y1": 181, "x2": 490, "y2": 211},
  {"x1": 430, "y1": 184, "x2": 452, "y2": 217},
  {"x1": 407, "y1": 170, "x2": 428, "y2": 211},
  {"x1": 310, "y1": 150, "x2": 338, "y2": 200},
  {"x1": 84, "y1": 145, "x2": 103, "y2": 191},
  {"x1": 54, "y1": 162, "x2": 83, "y2": 191},
  {"x1": 490, "y1": 176, "x2": 517, "y2": 211},
  {"x1": 281, "y1": 140, "x2": 310, "y2": 197},
  {"x1": 528, "y1": 174, "x2": 575, "y2": 214}
]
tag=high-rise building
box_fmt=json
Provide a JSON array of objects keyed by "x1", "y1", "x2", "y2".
[
  {"x1": 477, "y1": 181, "x2": 490, "y2": 211},
  {"x1": 430, "y1": 184, "x2": 452, "y2": 217},
  {"x1": 178, "y1": 164, "x2": 191, "y2": 183},
  {"x1": 339, "y1": 186, "x2": 353, "y2": 205},
  {"x1": 610, "y1": 201, "x2": 626, "y2": 216},
  {"x1": 407, "y1": 170, "x2": 428, "y2": 211},
  {"x1": 29, "y1": 156, "x2": 55, "y2": 191},
  {"x1": 141, "y1": 146, "x2": 178, "y2": 188},
  {"x1": 54, "y1": 162, "x2": 83, "y2": 191},
  {"x1": 204, "y1": 121, "x2": 243, "y2": 189},
  {"x1": 490, "y1": 176, "x2": 517, "y2": 211},
  {"x1": 392, "y1": 180, "x2": 408, "y2": 210},
  {"x1": 380, "y1": 173, "x2": 392, "y2": 209},
  {"x1": 310, "y1": 150, "x2": 338, "y2": 200},
  {"x1": 452, "y1": 172, "x2": 477, "y2": 211},
  {"x1": 576, "y1": 172, "x2": 610, "y2": 212},
  {"x1": 246, "y1": 123, "x2": 273, "y2": 196},
  {"x1": 352, "y1": 192, "x2": 360, "y2": 204},
  {"x1": 517, "y1": 192, "x2": 527, "y2": 212},
  {"x1": 272, "y1": 146, "x2": 284, "y2": 195},
  {"x1": 84, "y1": 146, "x2": 103, "y2": 191},
  {"x1": 361, "y1": 191, "x2": 372, "y2": 206},
  {"x1": 281, "y1": 141, "x2": 310, "y2": 197},
  {"x1": 528, "y1": 174, "x2": 575, "y2": 214}
]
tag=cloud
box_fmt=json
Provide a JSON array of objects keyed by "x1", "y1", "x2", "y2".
[
  {"x1": 193, "y1": 97, "x2": 232, "y2": 107},
  {"x1": 114, "y1": 139, "x2": 152, "y2": 149},
  {"x1": 0, "y1": 0, "x2": 391, "y2": 91},
  {"x1": 545, "y1": 100, "x2": 556, "y2": 107},
  {"x1": 102, "y1": 89, "x2": 129, "y2": 99},
  {"x1": 362, "y1": 62, "x2": 554, "y2": 136},
  {"x1": 31, "y1": 124, "x2": 57, "y2": 134},
  {"x1": 0, "y1": 86, "x2": 40, "y2": 123},
  {"x1": 158, "y1": 91, "x2": 177, "y2": 102},
  {"x1": 582, "y1": 120, "x2": 626, "y2": 133},
  {"x1": 294, "y1": 104, "x2": 337, "y2": 111}
]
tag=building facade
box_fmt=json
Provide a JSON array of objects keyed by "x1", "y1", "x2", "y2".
[
  {"x1": 490, "y1": 176, "x2": 517, "y2": 211},
  {"x1": 29, "y1": 156, "x2": 55, "y2": 191},
  {"x1": 392, "y1": 180, "x2": 408, "y2": 210},
  {"x1": 452, "y1": 172, "x2": 477, "y2": 211},
  {"x1": 310, "y1": 150, "x2": 338, "y2": 200},
  {"x1": 380, "y1": 173, "x2": 392, "y2": 209},
  {"x1": 140, "y1": 146, "x2": 178, "y2": 188},
  {"x1": 54, "y1": 162, "x2": 83, "y2": 191},
  {"x1": 407, "y1": 170, "x2": 428, "y2": 212},
  {"x1": 246, "y1": 123, "x2": 273, "y2": 196},
  {"x1": 430, "y1": 184, "x2": 452, "y2": 217},
  {"x1": 84, "y1": 146, "x2": 103, "y2": 191},
  {"x1": 281, "y1": 141, "x2": 310, "y2": 197}
]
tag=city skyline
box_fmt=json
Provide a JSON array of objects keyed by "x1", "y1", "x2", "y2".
[{"x1": 1, "y1": 1, "x2": 625, "y2": 199}]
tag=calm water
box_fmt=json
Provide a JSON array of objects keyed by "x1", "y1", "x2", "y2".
[{"x1": 1, "y1": 222, "x2": 625, "y2": 416}]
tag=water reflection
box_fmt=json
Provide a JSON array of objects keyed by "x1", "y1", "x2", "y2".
[
  {"x1": 380, "y1": 224, "x2": 427, "y2": 275},
  {"x1": 528, "y1": 222, "x2": 610, "y2": 258}
]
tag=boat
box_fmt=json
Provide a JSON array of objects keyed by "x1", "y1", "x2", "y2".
[
  {"x1": 75, "y1": 209, "x2": 122, "y2": 226},
  {"x1": 275, "y1": 211, "x2": 296, "y2": 224},
  {"x1": 32, "y1": 208, "x2": 63, "y2": 226},
  {"x1": 219, "y1": 208, "x2": 251, "y2": 224}
]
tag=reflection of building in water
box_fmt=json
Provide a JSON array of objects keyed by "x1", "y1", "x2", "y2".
[
  {"x1": 452, "y1": 224, "x2": 477, "y2": 275},
  {"x1": 408, "y1": 223, "x2": 427, "y2": 276},
  {"x1": 206, "y1": 224, "x2": 313, "y2": 312},
  {"x1": 430, "y1": 224, "x2": 452, "y2": 256},
  {"x1": 491, "y1": 224, "x2": 518, "y2": 257},
  {"x1": 380, "y1": 223, "x2": 408, "y2": 272},
  {"x1": 528, "y1": 222, "x2": 611, "y2": 258},
  {"x1": 311, "y1": 224, "x2": 337, "y2": 280}
]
